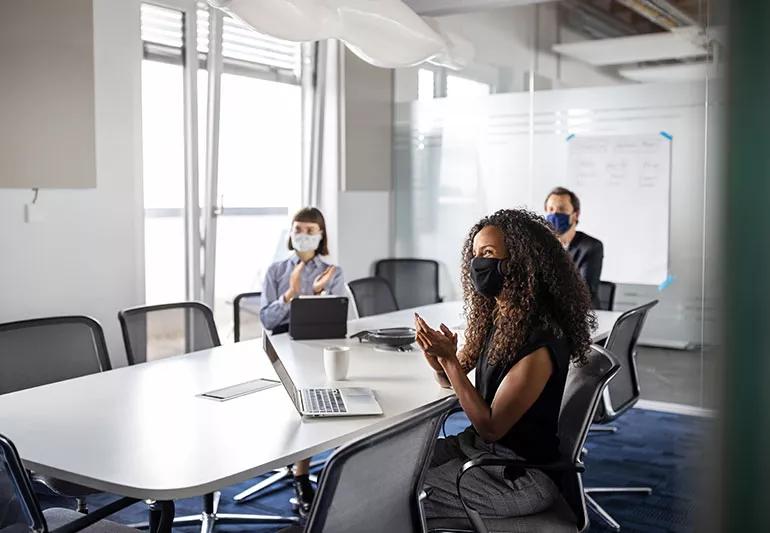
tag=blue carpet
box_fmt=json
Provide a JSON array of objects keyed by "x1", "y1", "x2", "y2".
[{"x1": 36, "y1": 407, "x2": 710, "y2": 532}]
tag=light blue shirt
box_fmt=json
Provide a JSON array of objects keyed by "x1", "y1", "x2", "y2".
[{"x1": 260, "y1": 254, "x2": 346, "y2": 331}]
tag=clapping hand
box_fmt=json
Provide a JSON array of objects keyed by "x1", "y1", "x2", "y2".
[
  {"x1": 283, "y1": 261, "x2": 305, "y2": 302},
  {"x1": 313, "y1": 265, "x2": 337, "y2": 294},
  {"x1": 415, "y1": 313, "x2": 458, "y2": 368}
]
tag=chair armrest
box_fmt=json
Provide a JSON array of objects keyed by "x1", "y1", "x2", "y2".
[
  {"x1": 49, "y1": 497, "x2": 140, "y2": 533},
  {"x1": 440, "y1": 402, "x2": 463, "y2": 438},
  {"x1": 460, "y1": 457, "x2": 585, "y2": 474},
  {"x1": 454, "y1": 457, "x2": 583, "y2": 533}
]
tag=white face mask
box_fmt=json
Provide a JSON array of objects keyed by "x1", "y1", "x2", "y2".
[{"x1": 291, "y1": 232, "x2": 322, "y2": 253}]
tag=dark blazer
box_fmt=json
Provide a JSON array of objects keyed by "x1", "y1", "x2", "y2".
[{"x1": 568, "y1": 231, "x2": 604, "y2": 308}]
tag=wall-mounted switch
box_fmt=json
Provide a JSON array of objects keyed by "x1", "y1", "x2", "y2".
[{"x1": 24, "y1": 203, "x2": 45, "y2": 223}]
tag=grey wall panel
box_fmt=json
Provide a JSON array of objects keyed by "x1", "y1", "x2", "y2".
[
  {"x1": 0, "y1": 0, "x2": 96, "y2": 188},
  {"x1": 344, "y1": 49, "x2": 393, "y2": 192}
]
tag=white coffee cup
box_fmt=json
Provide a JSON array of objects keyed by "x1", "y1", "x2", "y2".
[{"x1": 323, "y1": 346, "x2": 350, "y2": 381}]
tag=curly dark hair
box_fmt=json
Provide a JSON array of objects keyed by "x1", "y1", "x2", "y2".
[{"x1": 460, "y1": 209, "x2": 596, "y2": 368}]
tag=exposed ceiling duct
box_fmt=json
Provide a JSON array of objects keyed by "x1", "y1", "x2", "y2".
[
  {"x1": 404, "y1": 0, "x2": 556, "y2": 17},
  {"x1": 554, "y1": 1, "x2": 722, "y2": 83},
  {"x1": 615, "y1": 0, "x2": 699, "y2": 30}
]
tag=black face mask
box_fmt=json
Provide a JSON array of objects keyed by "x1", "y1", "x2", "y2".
[{"x1": 470, "y1": 257, "x2": 505, "y2": 298}]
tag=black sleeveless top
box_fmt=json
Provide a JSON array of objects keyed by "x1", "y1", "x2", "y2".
[{"x1": 475, "y1": 327, "x2": 570, "y2": 464}]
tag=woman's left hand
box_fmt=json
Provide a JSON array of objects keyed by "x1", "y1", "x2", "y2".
[
  {"x1": 415, "y1": 314, "x2": 458, "y2": 365},
  {"x1": 312, "y1": 266, "x2": 336, "y2": 294}
]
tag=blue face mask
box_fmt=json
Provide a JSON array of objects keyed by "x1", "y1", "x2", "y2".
[{"x1": 546, "y1": 212, "x2": 572, "y2": 235}]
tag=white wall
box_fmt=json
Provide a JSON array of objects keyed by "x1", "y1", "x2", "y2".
[
  {"x1": 0, "y1": 0, "x2": 144, "y2": 366},
  {"x1": 337, "y1": 191, "x2": 392, "y2": 282}
]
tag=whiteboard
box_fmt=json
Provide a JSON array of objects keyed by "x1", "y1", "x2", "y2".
[{"x1": 566, "y1": 133, "x2": 671, "y2": 285}]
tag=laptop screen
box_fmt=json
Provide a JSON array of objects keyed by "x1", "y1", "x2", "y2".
[{"x1": 263, "y1": 334, "x2": 302, "y2": 415}]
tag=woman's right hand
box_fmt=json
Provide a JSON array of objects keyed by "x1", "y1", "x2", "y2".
[{"x1": 283, "y1": 262, "x2": 304, "y2": 302}]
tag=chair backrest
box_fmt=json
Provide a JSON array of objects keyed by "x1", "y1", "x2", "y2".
[
  {"x1": 305, "y1": 397, "x2": 456, "y2": 533},
  {"x1": 557, "y1": 345, "x2": 620, "y2": 530},
  {"x1": 596, "y1": 281, "x2": 616, "y2": 311},
  {"x1": 347, "y1": 277, "x2": 399, "y2": 318},
  {"x1": 0, "y1": 434, "x2": 46, "y2": 533},
  {"x1": 374, "y1": 259, "x2": 441, "y2": 310},
  {"x1": 118, "y1": 302, "x2": 220, "y2": 365},
  {"x1": 0, "y1": 316, "x2": 111, "y2": 395},
  {"x1": 594, "y1": 300, "x2": 659, "y2": 423},
  {"x1": 233, "y1": 292, "x2": 262, "y2": 342}
]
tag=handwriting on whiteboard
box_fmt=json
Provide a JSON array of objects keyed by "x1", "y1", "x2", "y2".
[
  {"x1": 567, "y1": 134, "x2": 672, "y2": 285},
  {"x1": 570, "y1": 135, "x2": 669, "y2": 190}
]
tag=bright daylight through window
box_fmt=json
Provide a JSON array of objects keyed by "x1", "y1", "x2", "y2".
[{"x1": 140, "y1": 2, "x2": 302, "y2": 331}]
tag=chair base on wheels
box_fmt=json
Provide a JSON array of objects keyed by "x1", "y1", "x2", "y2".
[
  {"x1": 130, "y1": 491, "x2": 300, "y2": 533},
  {"x1": 584, "y1": 486, "x2": 652, "y2": 532},
  {"x1": 233, "y1": 459, "x2": 324, "y2": 504}
]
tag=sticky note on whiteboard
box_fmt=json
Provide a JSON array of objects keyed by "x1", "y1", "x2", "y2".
[{"x1": 658, "y1": 274, "x2": 675, "y2": 291}]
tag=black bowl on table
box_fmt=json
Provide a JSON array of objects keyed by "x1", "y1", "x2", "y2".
[{"x1": 349, "y1": 327, "x2": 416, "y2": 348}]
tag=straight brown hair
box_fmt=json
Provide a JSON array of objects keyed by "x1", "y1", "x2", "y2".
[{"x1": 288, "y1": 207, "x2": 329, "y2": 255}]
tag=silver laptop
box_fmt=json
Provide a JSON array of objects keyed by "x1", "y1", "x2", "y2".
[{"x1": 264, "y1": 335, "x2": 383, "y2": 417}]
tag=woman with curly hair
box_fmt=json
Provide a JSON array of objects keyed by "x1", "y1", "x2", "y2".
[{"x1": 416, "y1": 208, "x2": 596, "y2": 520}]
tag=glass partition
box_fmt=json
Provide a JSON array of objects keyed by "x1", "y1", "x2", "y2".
[{"x1": 393, "y1": 0, "x2": 723, "y2": 409}]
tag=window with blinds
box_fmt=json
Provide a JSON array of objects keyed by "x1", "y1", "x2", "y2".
[{"x1": 141, "y1": 2, "x2": 301, "y2": 83}]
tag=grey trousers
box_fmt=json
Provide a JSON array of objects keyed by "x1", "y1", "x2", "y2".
[{"x1": 423, "y1": 427, "x2": 560, "y2": 519}]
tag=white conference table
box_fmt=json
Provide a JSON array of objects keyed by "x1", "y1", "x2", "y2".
[{"x1": 0, "y1": 301, "x2": 620, "y2": 530}]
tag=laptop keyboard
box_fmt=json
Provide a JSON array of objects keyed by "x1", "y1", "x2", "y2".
[{"x1": 302, "y1": 388, "x2": 347, "y2": 414}]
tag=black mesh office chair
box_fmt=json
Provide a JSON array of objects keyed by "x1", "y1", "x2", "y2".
[
  {"x1": 347, "y1": 277, "x2": 399, "y2": 318},
  {"x1": 280, "y1": 396, "x2": 456, "y2": 533},
  {"x1": 118, "y1": 302, "x2": 298, "y2": 532},
  {"x1": 374, "y1": 259, "x2": 441, "y2": 310},
  {"x1": 427, "y1": 345, "x2": 621, "y2": 533},
  {"x1": 596, "y1": 281, "x2": 617, "y2": 311},
  {"x1": 233, "y1": 292, "x2": 263, "y2": 342},
  {"x1": 1, "y1": 433, "x2": 140, "y2": 533},
  {"x1": 586, "y1": 300, "x2": 659, "y2": 531},
  {"x1": 118, "y1": 302, "x2": 221, "y2": 365},
  {"x1": 0, "y1": 316, "x2": 112, "y2": 513},
  {"x1": 0, "y1": 316, "x2": 111, "y2": 394},
  {"x1": 594, "y1": 300, "x2": 658, "y2": 424}
]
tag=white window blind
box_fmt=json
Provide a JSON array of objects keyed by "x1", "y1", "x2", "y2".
[{"x1": 141, "y1": 2, "x2": 301, "y2": 82}]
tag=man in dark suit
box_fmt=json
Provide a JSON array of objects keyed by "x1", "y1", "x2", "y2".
[{"x1": 544, "y1": 187, "x2": 604, "y2": 308}]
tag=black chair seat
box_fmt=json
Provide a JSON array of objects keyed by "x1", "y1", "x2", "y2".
[{"x1": 427, "y1": 494, "x2": 578, "y2": 533}]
